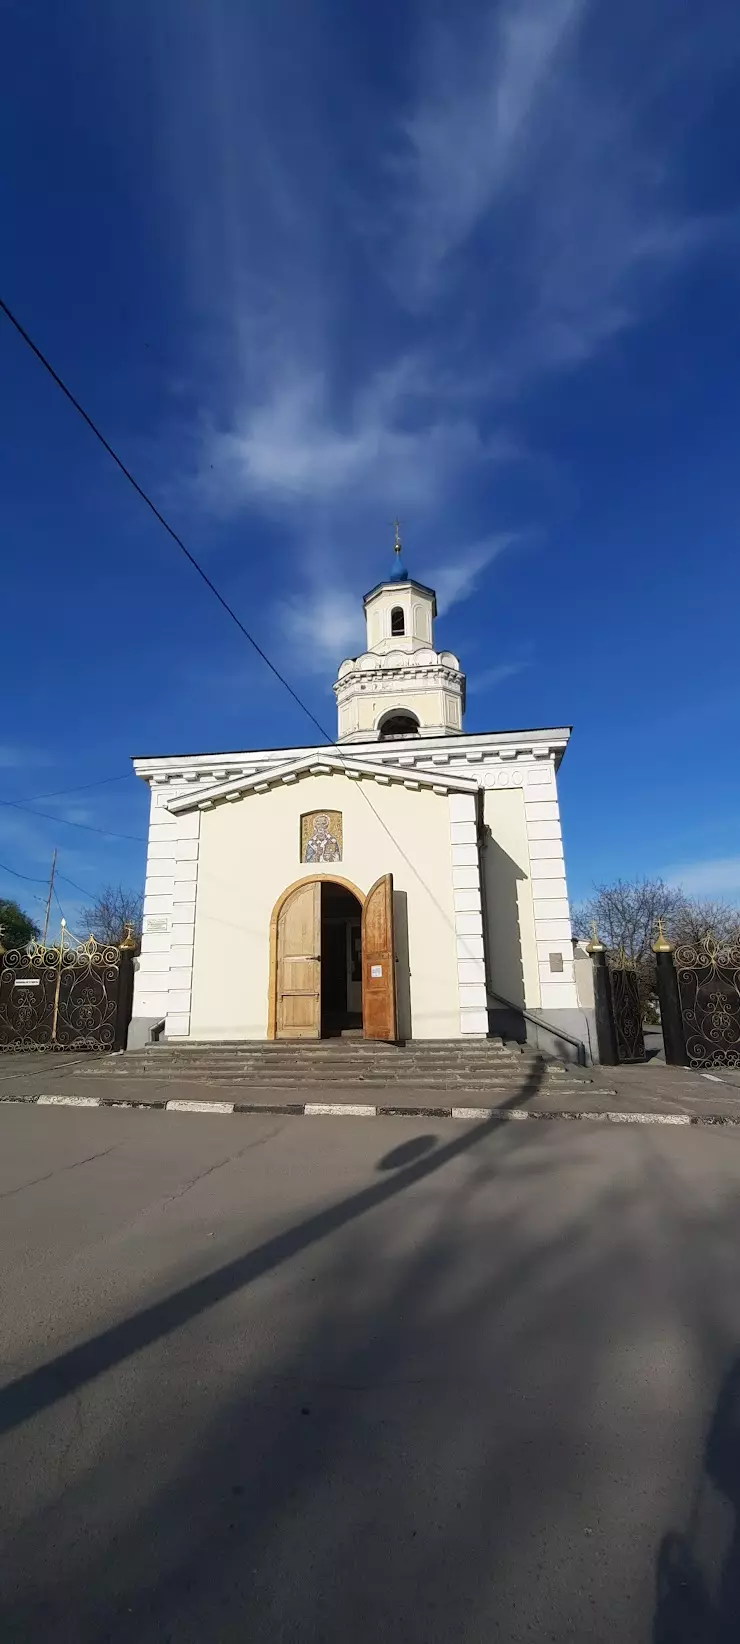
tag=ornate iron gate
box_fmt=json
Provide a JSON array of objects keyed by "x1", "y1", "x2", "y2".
[
  {"x1": 588, "y1": 934, "x2": 646, "y2": 1064},
  {"x1": 0, "y1": 936, "x2": 135, "y2": 1052},
  {"x1": 672, "y1": 937, "x2": 740, "y2": 1069},
  {"x1": 608, "y1": 961, "x2": 646, "y2": 1063}
]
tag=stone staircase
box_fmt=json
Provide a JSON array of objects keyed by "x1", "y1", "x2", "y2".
[{"x1": 95, "y1": 1038, "x2": 597, "y2": 1098}]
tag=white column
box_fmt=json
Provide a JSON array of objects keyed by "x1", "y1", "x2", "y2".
[
  {"x1": 133, "y1": 782, "x2": 201, "y2": 1039},
  {"x1": 523, "y1": 760, "x2": 578, "y2": 1010},
  {"x1": 448, "y1": 792, "x2": 488, "y2": 1036}
]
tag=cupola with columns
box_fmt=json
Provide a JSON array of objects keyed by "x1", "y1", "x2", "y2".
[{"x1": 333, "y1": 527, "x2": 466, "y2": 742}]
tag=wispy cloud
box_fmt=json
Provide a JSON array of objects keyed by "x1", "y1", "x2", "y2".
[
  {"x1": 423, "y1": 535, "x2": 517, "y2": 617},
  {"x1": 142, "y1": 0, "x2": 738, "y2": 635},
  {"x1": 389, "y1": 0, "x2": 731, "y2": 377},
  {"x1": 665, "y1": 857, "x2": 740, "y2": 896},
  {"x1": 396, "y1": 0, "x2": 586, "y2": 300},
  {"x1": 280, "y1": 588, "x2": 365, "y2": 673},
  {"x1": 0, "y1": 745, "x2": 52, "y2": 770},
  {"x1": 468, "y1": 657, "x2": 532, "y2": 693},
  {"x1": 200, "y1": 368, "x2": 493, "y2": 514}
]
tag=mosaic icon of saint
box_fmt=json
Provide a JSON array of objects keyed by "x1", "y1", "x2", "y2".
[{"x1": 305, "y1": 813, "x2": 341, "y2": 862}]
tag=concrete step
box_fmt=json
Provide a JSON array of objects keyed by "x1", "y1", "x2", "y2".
[
  {"x1": 113, "y1": 1055, "x2": 524, "y2": 1073},
  {"x1": 100, "y1": 1062, "x2": 561, "y2": 1081},
  {"x1": 86, "y1": 1070, "x2": 591, "y2": 1092},
  {"x1": 113, "y1": 1052, "x2": 528, "y2": 1068},
  {"x1": 156, "y1": 1037, "x2": 506, "y2": 1052},
  {"x1": 134, "y1": 1041, "x2": 518, "y2": 1053},
  {"x1": 95, "y1": 1038, "x2": 589, "y2": 1093},
  {"x1": 125, "y1": 1046, "x2": 528, "y2": 1063},
  {"x1": 109, "y1": 1079, "x2": 593, "y2": 1096}
]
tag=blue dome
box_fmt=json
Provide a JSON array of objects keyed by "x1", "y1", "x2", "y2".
[{"x1": 390, "y1": 562, "x2": 409, "y2": 582}]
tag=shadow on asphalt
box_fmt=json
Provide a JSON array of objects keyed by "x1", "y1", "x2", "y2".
[
  {"x1": 376, "y1": 1135, "x2": 438, "y2": 1170},
  {"x1": 655, "y1": 1358, "x2": 740, "y2": 1642},
  {"x1": 7, "y1": 1063, "x2": 740, "y2": 1641},
  {"x1": 0, "y1": 1062, "x2": 547, "y2": 1440},
  {"x1": 1, "y1": 1062, "x2": 620, "y2": 1643}
]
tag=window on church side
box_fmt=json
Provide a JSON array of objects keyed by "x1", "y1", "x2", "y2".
[{"x1": 391, "y1": 607, "x2": 405, "y2": 636}]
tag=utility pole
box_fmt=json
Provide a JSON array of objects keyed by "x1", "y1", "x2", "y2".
[{"x1": 41, "y1": 848, "x2": 57, "y2": 948}]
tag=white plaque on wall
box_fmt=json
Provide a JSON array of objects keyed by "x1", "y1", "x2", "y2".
[{"x1": 143, "y1": 915, "x2": 171, "y2": 934}]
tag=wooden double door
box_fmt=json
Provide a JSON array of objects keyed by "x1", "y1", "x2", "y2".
[{"x1": 274, "y1": 874, "x2": 397, "y2": 1041}]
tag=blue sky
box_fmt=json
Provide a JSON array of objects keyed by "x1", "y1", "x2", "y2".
[{"x1": 2, "y1": 0, "x2": 740, "y2": 938}]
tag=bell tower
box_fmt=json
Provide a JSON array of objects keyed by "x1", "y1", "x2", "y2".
[{"x1": 333, "y1": 530, "x2": 466, "y2": 742}]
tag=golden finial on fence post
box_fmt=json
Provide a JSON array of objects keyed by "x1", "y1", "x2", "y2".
[
  {"x1": 586, "y1": 920, "x2": 605, "y2": 954},
  {"x1": 652, "y1": 917, "x2": 673, "y2": 953},
  {"x1": 120, "y1": 922, "x2": 137, "y2": 952}
]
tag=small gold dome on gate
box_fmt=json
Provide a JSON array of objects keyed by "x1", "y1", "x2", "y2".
[
  {"x1": 585, "y1": 920, "x2": 605, "y2": 954},
  {"x1": 652, "y1": 918, "x2": 673, "y2": 953}
]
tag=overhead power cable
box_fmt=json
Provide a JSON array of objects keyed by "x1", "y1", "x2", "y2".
[
  {"x1": 0, "y1": 772, "x2": 131, "y2": 808},
  {"x1": 0, "y1": 296, "x2": 459, "y2": 936},
  {"x1": 0, "y1": 799, "x2": 145, "y2": 843},
  {"x1": 0, "y1": 856, "x2": 98, "y2": 903},
  {"x1": 0, "y1": 295, "x2": 333, "y2": 747},
  {"x1": 56, "y1": 872, "x2": 97, "y2": 900},
  {"x1": 0, "y1": 858, "x2": 49, "y2": 885}
]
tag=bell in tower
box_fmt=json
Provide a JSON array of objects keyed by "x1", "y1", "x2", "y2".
[{"x1": 333, "y1": 528, "x2": 466, "y2": 742}]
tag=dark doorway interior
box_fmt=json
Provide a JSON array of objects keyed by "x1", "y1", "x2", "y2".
[
  {"x1": 378, "y1": 712, "x2": 419, "y2": 740},
  {"x1": 321, "y1": 883, "x2": 363, "y2": 1037}
]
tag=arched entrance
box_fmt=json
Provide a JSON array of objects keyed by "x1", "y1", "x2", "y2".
[{"x1": 268, "y1": 874, "x2": 397, "y2": 1041}]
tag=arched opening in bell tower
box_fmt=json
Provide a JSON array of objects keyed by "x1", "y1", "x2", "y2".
[
  {"x1": 377, "y1": 710, "x2": 420, "y2": 740},
  {"x1": 390, "y1": 606, "x2": 405, "y2": 636}
]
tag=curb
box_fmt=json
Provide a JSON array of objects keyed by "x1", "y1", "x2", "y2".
[{"x1": 1, "y1": 1091, "x2": 738, "y2": 1125}]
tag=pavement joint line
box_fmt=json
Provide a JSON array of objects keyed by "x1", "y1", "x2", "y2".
[{"x1": 3, "y1": 1092, "x2": 740, "y2": 1124}]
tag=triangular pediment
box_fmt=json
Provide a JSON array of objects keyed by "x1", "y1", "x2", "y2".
[{"x1": 166, "y1": 749, "x2": 479, "y2": 815}]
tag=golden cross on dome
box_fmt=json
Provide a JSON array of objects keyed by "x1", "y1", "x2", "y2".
[{"x1": 393, "y1": 518, "x2": 402, "y2": 556}]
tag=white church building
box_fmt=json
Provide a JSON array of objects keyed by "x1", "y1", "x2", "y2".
[{"x1": 130, "y1": 551, "x2": 592, "y2": 1058}]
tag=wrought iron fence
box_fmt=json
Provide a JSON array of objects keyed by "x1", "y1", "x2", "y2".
[
  {"x1": 608, "y1": 961, "x2": 646, "y2": 1063},
  {"x1": 0, "y1": 935, "x2": 135, "y2": 1052},
  {"x1": 588, "y1": 934, "x2": 646, "y2": 1065},
  {"x1": 673, "y1": 937, "x2": 740, "y2": 1069}
]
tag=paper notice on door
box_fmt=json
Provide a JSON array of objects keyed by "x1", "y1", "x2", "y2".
[{"x1": 370, "y1": 964, "x2": 383, "y2": 978}]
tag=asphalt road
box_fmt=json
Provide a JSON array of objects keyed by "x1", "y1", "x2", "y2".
[{"x1": 2, "y1": 1106, "x2": 740, "y2": 1642}]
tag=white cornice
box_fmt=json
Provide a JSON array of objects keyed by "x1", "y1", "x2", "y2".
[
  {"x1": 165, "y1": 750, "x2": 480, "y2": 814},
  {"x1": 133, "y1": 725, "x2": 571, "y2": 785}
]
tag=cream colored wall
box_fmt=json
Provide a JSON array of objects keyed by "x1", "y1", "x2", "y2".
[
  {"x1": 481, "y1": 788, "x2": 540, "y2": 1009},
  {"x1": 348, "y1": 687, "x2": 448, "y2": 735},
  {"x1": 366, "y1": 585, "x2": 434, "y2": 652},
  {"x1": 189, "y1": 774, "x2": 461, "y2": 1040}
]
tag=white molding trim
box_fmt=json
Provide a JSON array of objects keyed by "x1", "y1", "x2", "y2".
[
  {"x1": 165, "y1": 750, "x2": 480, "y2": 814},
  {"x1": 448, "y1": 793, "x2": 488, "y2": 1036},
  {"x1": 131, "y1": 725, "x2": 571, "y2": 787}
]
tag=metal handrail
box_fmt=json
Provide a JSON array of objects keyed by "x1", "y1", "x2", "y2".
[{"x1": 487, "y1": 988, "x2": 588, "y2": 1067}]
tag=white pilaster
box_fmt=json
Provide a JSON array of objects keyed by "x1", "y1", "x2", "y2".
[
  {"x1": 523, "y1": 762, "x2": 578, "y2": 1008},
  {"x1": 448, "y1": 793, "x2": 488, "y2": 1035},
  {"x1": 132, "y1": 781, "x2": 201, "y2": 1039}
]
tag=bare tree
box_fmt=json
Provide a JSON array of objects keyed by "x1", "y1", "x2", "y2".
[
  {"x1": 572, "y1": 879, "x2": 684, "y2": 967},
  {"x1": 83, "y1": 884, "x2": 143, "y2": 948},
  {"x1": 573, "y1": 879, "x2": 740, "y2": 1021},
  {"x1": 671, "y1": 899, "x2": 740, "y2": 948}
]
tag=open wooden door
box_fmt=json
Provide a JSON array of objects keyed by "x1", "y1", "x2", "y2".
[
  {"x1": 276, "y1": 880, "x2": 321, "y2": 1038},
  {"x1": 362, "y1": 873, "x2": 397, "y2": 1041}
]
